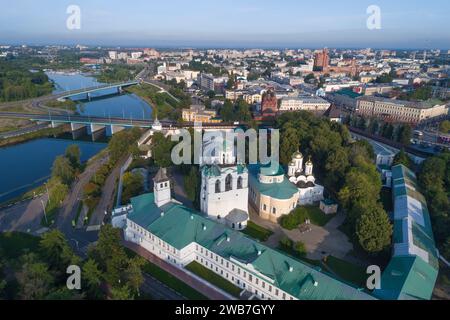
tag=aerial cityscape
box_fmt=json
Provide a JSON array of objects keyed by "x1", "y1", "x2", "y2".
[{"x1": 0, "y1": 0, "x2": 449, "y2": 311}]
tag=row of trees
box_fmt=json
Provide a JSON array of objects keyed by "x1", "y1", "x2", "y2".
[
  {"x1": 418, "y1": 152, "x2": 450, "y2": 260},
  {"x1": 345, "y1": 115, "x2": 412, "y2": 145},
  {"x1": 0, "y1": 227, "x2": 146, "y2": 300},
  {"x1": 46, "y1": 145, "x2": 83, "y2": 224},
  {"x1": 277, "y1": 112, "x2": 392, "y2": 254}
]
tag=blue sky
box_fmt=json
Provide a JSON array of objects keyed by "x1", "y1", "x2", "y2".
[{"x1": 0, "y1": 0, "x2": 449, "y2": 48}]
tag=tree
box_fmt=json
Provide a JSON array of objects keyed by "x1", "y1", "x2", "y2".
[
  {"x1": 206, "y1": 90, "x2": 216, "y2": 99},
  {"x1": 90, "y1": 225, "x2": 128, "y2": 285},
  {"x1": 439, "y1": 120, "x2": 450, "y2": 134},
  {"x1": 235, "y1": 99, "x2": 252, "y2": 122},
  {"x1": 279, "y1": 236, "x2": 294, "y2": 249},
  {"x1": 280, "y1": 128, "x2": 299, "y2": 165},
  {"x1": 39, "y1": 230, "x2": 75, "y2": 271},
  {"x1": 110, "y1": 285, "x2": 133, "y2": 300},
  {"x1": 45, "y1": 287, "x2": 85, "y2": 300},
  {"x1": 84, "y1": 182, "x2": 101, "y2": 198},
  {"x1": 393, "y1": 149, "x2": 412, "y2": 167},
  {"x1": 125, "y1": 257, "x2": 145, "y2": 297},
  {"x1": 294, "y1": 241, "x2": 307, "y2": 257},
  {"x1": 368, "y1": 119, "x2": 379, "y2": 135},
  {"x1": 375, "y1": 73, "x2": 393, "y2": 83},
  {"x1": 122, "y1": 172, "x2": 144, "y2": 204},
  {"x1": 219, "y1": 100, "x2": 234, "y2": 122},
  {"x1": 83, "y1": 259, "x2": 104, "y2": 298},
  {"x1": 397, "y1": 124, "x2": 412, "y2": 145},
  {"x1": 381, "y1": 124, "x2": 394, "y2": 140},
  {"x1": 184, "y1": 166, "x2": 199, "y2": 203},
  {"x1": 304, "y1": 74, "x2": 315, "y2": 83},
  {"x1": 65, "y1": 144, "x2": 81, "y2": 169},
  {"x1": 151, "y1": 132, "x2": 175, "y2": 168},
  {"x1": 17, "y1": 254, "x2": 54, "y2": 300},
  {"x1": 227, "y1": 74, "x2": 236, "y2": 89},
  {"x1": 356, "y1": 204, "x2": 392, "y2": 253},
  {"x1": 52, "y1": 156, "x2": 75, "y2": 185}
]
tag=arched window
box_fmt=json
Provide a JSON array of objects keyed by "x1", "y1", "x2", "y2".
[
  {"x1": 225, "y1": 174, "x2": 233, "y2": 192},
  {"x1": 237, "y1": 176, "x2": 243, "y2": 189},
  {"x1": 215, "y1": 180, "x2": 221, "y2": 193}
]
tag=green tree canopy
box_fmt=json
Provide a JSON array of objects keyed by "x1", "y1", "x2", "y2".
[
  {"x1": 52, "y1": 156, "x2": 75, "y2": 185},
  {"x1": 356, "y1": 204, "x2": 393, "y2": 253},
  {"x1": 65, "y1": 144, "x2": 81, "y2": 169}
]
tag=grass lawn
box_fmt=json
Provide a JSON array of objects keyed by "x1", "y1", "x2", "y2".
[
  {"x1": 185, "y1": 261, "x2": 242, "y2": 297},
  {"x1": 142, "y1": 261, "x2": 208, "y2": 300},
  {"x1": 276, "y1": 243, "x2": 322, "y2": 267},
  {"x1": 241, "y1": 221, "x2": 274, "y2": 242},
  {"x1": 302, "y1": 206, "x2": 335, "y2": 226},
  {"x1": 123, "y1": 249, "x2": 207, "y2": 300},
  {"x1": 323, "y1": 256, "x2": 368, "y2": 288},
  {"x1": 0, "y1": 232, "x2": 40, "y2": 259}
]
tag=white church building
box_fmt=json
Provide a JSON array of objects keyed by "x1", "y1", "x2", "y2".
[
  {"x1": 199, "y1": 130, "x2": 249, "y2": 230},
  {"x1": 288, "y1": 151, "x2": 324, "y2": 205}
]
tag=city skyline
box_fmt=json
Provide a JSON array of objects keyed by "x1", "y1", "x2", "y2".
[{"x1": 1, "y1": 0, "x2": 449, "y2": 49}]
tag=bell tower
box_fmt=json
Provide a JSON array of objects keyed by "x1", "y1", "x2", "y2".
[{"x1": 153, "y1": 168, "x2": 171, "y2": 207}]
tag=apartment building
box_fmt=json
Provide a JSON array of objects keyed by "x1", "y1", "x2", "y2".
[
  {"x1": 279, "y1": 96, "x2": 331, "y2": 112},
  {"x1": 182, "y1": 105, "x2": 221, "y2": 123},
  {"x1": 356, "y1": 96, "x2": 448, "y2": 124}
]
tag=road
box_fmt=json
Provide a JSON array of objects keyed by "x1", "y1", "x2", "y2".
[
  {"x1": 0, "y1": 194, "x2": 49, "y2": 234},
  {"x1": 89, "y1": 157, "x2": 126, "y2": 228},
  {"x1": 56, "y1": 155, "x2": 109, "y2": 233},
  {"x1": 142, "y1": 273, "x2": 186, "y2": 300},
  {"x1": 0, "y1": 123, "x2": 51, "y2": 139},
  {"x1": 50, "y1": 154, "x2": 110, "y2": 257}
]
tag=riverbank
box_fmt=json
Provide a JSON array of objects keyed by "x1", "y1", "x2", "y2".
[
  {"x1": 125, "y1": 84, "x2": 178, "y2": 120},
  {"x1": 0, "y1": 126, "x2": 66, "y2": 148}
]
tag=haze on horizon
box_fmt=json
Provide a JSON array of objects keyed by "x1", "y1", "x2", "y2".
[{"x1": 0, "y1": 0, "x2": 449, "y2": 49}]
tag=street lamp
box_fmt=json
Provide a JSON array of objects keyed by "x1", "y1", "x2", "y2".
[{"x1": 41, "y1": 199, "x2": 48, "y2": 225}]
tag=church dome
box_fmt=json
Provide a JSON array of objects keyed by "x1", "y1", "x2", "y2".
[
  {"x1": 293, "y1": 151, "x2": 303, "y2": 159},
  {"x1": 259, "y1": 162, "x2": 284, "y2": 176}
]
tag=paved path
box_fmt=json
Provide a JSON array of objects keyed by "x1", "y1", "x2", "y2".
[
  {"x1": 0, "y1": 194, "x2": 48, "y2": 234},
  {"x1": 124, "y1": 240, "x2": 233, "y2": 300},
  {"x1": 249, "y1": 205, "x2": 353, "y2": 261},
  {"x1": 56, "y1": 156, "x2": 108, "y2": 233}
]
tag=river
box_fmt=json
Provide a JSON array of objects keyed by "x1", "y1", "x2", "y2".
[{"x1": 0, "y1": 72, "x2": 152, "y2": 204}]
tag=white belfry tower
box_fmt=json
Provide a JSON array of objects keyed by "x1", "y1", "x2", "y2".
[{"x1": 153, "y1": 168, "x2": 171, "y2": 207}]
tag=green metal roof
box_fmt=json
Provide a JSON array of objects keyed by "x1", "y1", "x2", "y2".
[
  {"x1": 375, "y1": 256, "x2": 438, "y2": 300},
  {"x1": 376, "y1": 164, "x2": 439, "y2": 300},
  {"x1": 248, "y1": 164, "x2": 299, "y2": 200},
  {"x1": 128, "y1": 193, "x2": 374, "y2": 300}
]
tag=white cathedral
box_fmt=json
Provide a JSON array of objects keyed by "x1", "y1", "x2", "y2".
[
  {"x1": 200, "y1": 132, "x2": 249, "y2": 231},
  {"x1": 288, "y1": 151, "x2": 324, "y2": 205}
]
